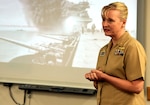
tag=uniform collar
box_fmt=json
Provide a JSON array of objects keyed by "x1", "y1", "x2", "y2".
[{"x1": 109, "y1": 31, "x2": 130, "y2": 47}]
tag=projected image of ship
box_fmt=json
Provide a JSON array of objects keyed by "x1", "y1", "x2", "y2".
[
  {"x1": 0, "y1": 32, "x2": 81, "y2": 66},
  {"x1": 0, "y1": 0, "x2": 92, "y2": 67}
]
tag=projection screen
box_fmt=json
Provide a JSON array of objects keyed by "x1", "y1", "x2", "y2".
[{"x1": 0, "y1": 0, "x2": 138, "y2": 89}]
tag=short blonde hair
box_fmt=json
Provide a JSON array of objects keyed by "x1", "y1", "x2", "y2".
[{"x1": 101, "y1": 2, "x2": 128, "y2": 20}]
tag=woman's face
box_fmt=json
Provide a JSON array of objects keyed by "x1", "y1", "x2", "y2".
[{"x1": 102, "y1": 9, "x2": 125, "y2": 38}]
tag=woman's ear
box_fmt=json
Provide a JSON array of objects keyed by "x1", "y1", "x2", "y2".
[{"x1": 122, "y1": 19, "x2": 126, "y2": 28}]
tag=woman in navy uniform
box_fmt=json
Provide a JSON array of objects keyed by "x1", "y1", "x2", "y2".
[{"x1": 85, "y1": 2, "x2": 146, "y2": 105}]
